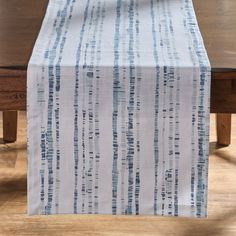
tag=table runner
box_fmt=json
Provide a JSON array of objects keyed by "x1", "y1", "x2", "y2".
[{"x1": 27, "y1": 0, "x2": 211, "y2": 217}]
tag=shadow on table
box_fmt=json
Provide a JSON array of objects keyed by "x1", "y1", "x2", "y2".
[
  {"x1": 209, "y1": 141, "x2": 230, "y2": 155},
  {"x1": 181, "y1": 207, "x2": 236, "y2": 236}
]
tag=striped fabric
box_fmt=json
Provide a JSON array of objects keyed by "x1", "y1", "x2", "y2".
[{"x1": 27, "y1": 0, "x2": 211, "y2": 217}]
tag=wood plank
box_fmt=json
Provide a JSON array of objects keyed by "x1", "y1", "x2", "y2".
[
  {"x1": 211, "y1": 79, "x2": 236, "y2": 113},
  {"x1": 0, "y1": 92, "x2": 26, "y2": 111},
  {"x1": 0, "y1": 0, "x2": 48, "y2": 68},
  {"x1": 193, "y1": 0, "x2": 236, "y2": 71},
  {"x1": 2, "y1": 111, "x2": 18, "y2": 142},
  {"x1": 212, "y1": 71, "x2": 236, "y2": 80},
  {"x1": 216, "y1": 114, "x2": 232, "y2": 146},
  {"x1": 0, "y1": 69, "x2": 26, "y2": 93}
]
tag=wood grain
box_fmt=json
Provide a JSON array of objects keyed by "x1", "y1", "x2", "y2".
[
  {"x1": 0, "y1": 69, "x2": 26, "y2": 92},
  {"x1": 211, "y1": 80, "x2": 236, "y2": 113},
  {"x1": 216, "y1": 114, "x2": 232, "y2": 146},
  {"x1": 3, "y1": 111, "x2": 18, "y2": 143},
  {"x1": 193, "y1": 0, "x2": 236, "y2": 71},
  {"x1": 0, "y1": 112, "x2": 235, "y2": 236},
  {"x1": 0, "y1": 0, "x2": 48, "y2": 69},
  {"x1": 0, "y1": 91, "x2": 26, "y2": 111}
]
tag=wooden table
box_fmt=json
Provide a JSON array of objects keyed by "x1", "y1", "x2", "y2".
[{"x1": 0, "y1": 0, "x2": 236, "y2": 144}]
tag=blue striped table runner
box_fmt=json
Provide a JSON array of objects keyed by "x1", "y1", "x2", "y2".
[{"x1": 27, "y1": 0, "x2": 211, "y2": 217}]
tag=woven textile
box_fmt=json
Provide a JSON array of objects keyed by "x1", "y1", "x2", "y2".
[{"x1": 27, "y1": 0, "x2": 211, "y2": 217}]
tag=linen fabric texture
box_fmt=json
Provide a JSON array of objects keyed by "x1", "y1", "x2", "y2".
[{"x1": 27, "y1": 0, "x2": 211, "y2": 217}]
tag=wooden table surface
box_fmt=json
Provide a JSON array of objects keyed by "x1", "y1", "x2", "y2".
[{"x1": 0, "y1": 0, "x2": 236, "y2": 112}]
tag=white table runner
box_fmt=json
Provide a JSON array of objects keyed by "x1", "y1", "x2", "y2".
[{"x1": 27, "y1": 0, "x2": 211, "y2": 217}]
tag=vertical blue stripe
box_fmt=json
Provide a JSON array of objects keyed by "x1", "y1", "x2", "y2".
[
  {"x1": 45, "y1": 0, "x2": 72, "y2": 214},
  {"x1": 93, "y1": 0, "x2": 106, "y2": 214},
  {"x1": 112, "y1": 0, "x2": 122, "y2": 215},
  {"x1": 134, "y1": 0, "x2": 141, "y2": 215},
  {"x1": 150, "y1": 0, "x2": 160, "y2": 215},
  {"x1": 73, "y1": 0, "x2": 91, "y2": 213},
  {"x1": 125, "y1": 0, "x2": 135, "y2": 215}
]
